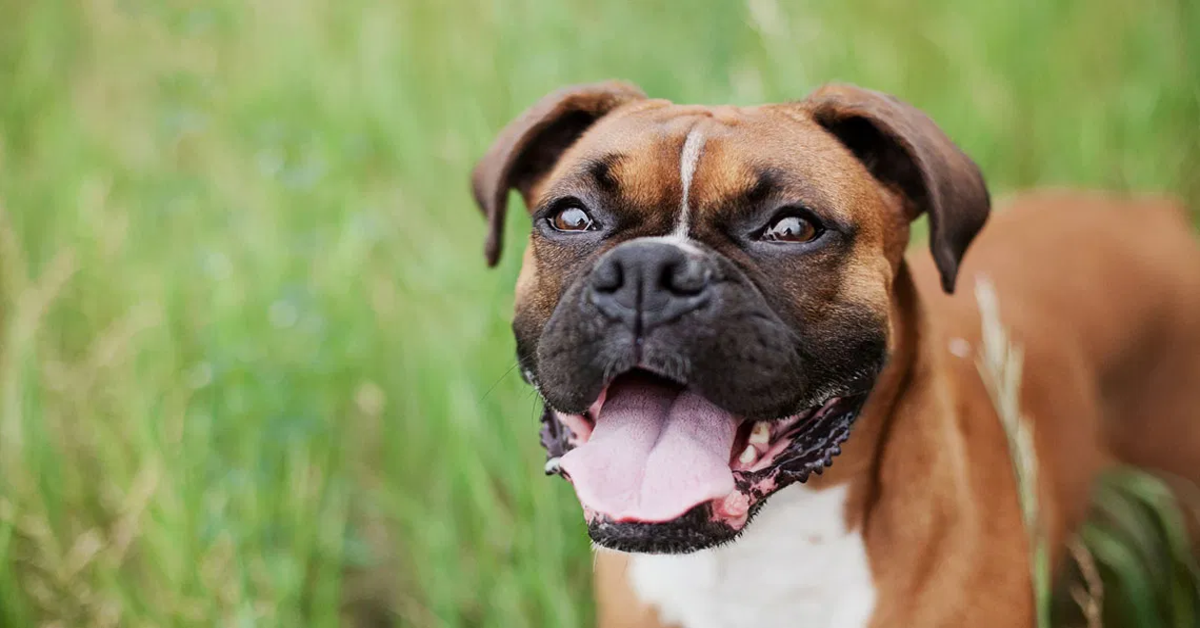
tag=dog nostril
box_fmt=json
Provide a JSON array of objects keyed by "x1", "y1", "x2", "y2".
[
  {"x1": 591, "y1": 259, "x2": 623, "y2": 294},
  {"x1": 665, "y1": 260, "x2": 709, "y2": 296}
]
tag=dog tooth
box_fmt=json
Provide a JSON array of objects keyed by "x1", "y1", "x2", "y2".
[
  {"x1": 544, "y1": 458, "x2": 562, "y2": 475},
  {"x1": 749, "y1": 421, "x2": 771, "y2": 445},
  {"x1": 738, "y1": 445, "x2": 758, "y2": 465}
]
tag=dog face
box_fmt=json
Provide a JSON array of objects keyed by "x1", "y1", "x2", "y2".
[{"x1": 472, "y1": 82, "x2": 989, "y2": 553}]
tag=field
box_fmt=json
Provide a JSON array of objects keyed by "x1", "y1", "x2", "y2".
[{"x1": 0, "y1": 0, "x2": 1197, "y2": 626}]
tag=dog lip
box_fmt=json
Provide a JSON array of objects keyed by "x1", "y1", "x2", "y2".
[
  {"x1": 626, "y1": 364, "x2": 687, "y2": 387},
  {"x1": 564, "y1": 365, "x2": 685, "y2": 414}
]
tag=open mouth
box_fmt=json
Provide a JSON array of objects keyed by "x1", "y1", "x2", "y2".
[{"x1": 539, "y1": 369, "x2": 872, "y2": 553}]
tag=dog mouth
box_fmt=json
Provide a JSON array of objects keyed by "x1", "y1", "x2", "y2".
[{"x1": 539, "y1": 369, "x2": 872, "y2": 553}]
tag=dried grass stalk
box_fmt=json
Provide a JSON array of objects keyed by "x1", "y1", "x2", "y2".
[{"x1": 974, "y1": 275, "x2": 1053, "y2": 628}]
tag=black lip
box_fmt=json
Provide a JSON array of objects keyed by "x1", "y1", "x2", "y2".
[
  {"x1": 538, "y1": 405, "x2": 574, "y2": 468},
  {"x1": 736, "y1": 392, "x2": 868, "y2": 492},
  {"x1": 539, "y1": 390, "x2": 872, "y2": 553},
  {"x1": 586, "y1": 502, "x2": 756, "y2": 554}
]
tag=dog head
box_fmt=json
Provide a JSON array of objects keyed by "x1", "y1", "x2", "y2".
[{"x1": 471, "y1": 82, "x2": 989, "y2": 553}]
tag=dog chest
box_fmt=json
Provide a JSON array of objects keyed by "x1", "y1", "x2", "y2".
[{"x1": 626, "y1": 484, "x2": 876, "y2": 628}]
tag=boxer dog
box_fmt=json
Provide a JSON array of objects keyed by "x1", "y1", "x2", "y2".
[{"x1": 470, "y1": 81, "x2": 1200, "y2": 628}]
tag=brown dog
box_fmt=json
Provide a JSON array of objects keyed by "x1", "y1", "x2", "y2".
[{"x1": 471, "y1": 81, "x2": 1200, "y2": 628}]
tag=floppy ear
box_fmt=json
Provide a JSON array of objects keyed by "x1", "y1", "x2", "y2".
[
  {"x1": 471, "y1": 81, "x2": 647, "y2": 266},
  {"x1": 800, "y1": 84, "x2": 990, "y2": 293}
]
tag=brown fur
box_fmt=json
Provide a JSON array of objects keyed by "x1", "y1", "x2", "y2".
[{"x1": 472, "y1": 83, "x2": 1200, "y2": 627}]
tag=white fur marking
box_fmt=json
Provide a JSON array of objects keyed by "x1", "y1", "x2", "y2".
[
  {"x1": 638, "y1": 234, "x2": 704, "y2": 256},
  {"x1": 626, "y1": 484, "x2": 876, "y2": 628},
  {"x1": 675, "y1": 128, "x2": 707, "y2": 237}
]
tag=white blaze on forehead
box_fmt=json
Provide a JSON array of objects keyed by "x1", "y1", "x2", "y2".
[{"x1": 674, "y1": 127, "x2": 707, "y2": 237}]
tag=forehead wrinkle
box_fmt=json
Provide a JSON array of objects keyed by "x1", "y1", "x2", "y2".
[
  {"x1": 583, "y1": 152, "x2": 625, "y2": 192},
  {"x1": 687, "y1": 138, "x2": 758, "y2": 218},
  {"x1": 598, "y1": 130, "x2": 686, "y2": 212},
  {"x1": 697, "y1": 165, "x2": 785, "y2": 225},
  {"x1": 689, "y1": 144, "x2": 871, "y2": 241},
  {"x1": 746, "y1": 168, "x2": 779, "y2": 207},
  {"x1": 697, "y1": 123, "x2": 861, "y2": 216}
]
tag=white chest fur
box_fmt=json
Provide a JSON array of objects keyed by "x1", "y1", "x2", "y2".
[{"x1": 626, "y1": 484, "x2": 876, "y2": 628}]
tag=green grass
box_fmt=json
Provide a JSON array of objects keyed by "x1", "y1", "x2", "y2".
[
  {"x1": 1075, "y1": 470, "x2": 1200, "y2": 627},
  {"x1": 0, "y1": 0, "x2": 1197, "y2": 626}
]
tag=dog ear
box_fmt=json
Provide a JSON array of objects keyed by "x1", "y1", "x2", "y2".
[
  {"x1": 471, "y1": 81, "x2": 647, "y2": 266},
  {"x1": 801, "y1": 84, "x2": 990, "y2": 293}
]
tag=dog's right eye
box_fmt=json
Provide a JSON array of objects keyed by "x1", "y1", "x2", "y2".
[{"x1": 549, "y1": 206, "x2": 597, "y2": 232}]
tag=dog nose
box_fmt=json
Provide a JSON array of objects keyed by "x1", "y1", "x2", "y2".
[{"x1": 589, "y1": 240, "x2": 710, "y2": 330}]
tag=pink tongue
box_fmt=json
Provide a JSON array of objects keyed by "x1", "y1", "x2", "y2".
[{"x1": 560, "y1": 377, "x2": 738, "y2": 522}]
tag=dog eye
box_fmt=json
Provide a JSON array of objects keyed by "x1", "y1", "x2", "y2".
[
  {"x1": 761, "y1": 214, "x2": 819, "y2": 243},
  {"x1": 549, "y1": 206, "x2": 597, "y2": 232}
]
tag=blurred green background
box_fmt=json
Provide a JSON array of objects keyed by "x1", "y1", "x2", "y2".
[{"x1": 0, "y1": 0, "x2": 1196, "y2": 626}]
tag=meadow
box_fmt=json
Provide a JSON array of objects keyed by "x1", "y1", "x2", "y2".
[{"x1": 0, "y1": 0, "x2": 1197, "y2": 626}]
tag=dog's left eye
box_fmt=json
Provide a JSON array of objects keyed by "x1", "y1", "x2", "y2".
[
  {"x1": 549, "y1": 206, "x2": 597, "y2": 232},
  {"x1": 761, "y1": 214, "x2": 820, "y2": 243}
]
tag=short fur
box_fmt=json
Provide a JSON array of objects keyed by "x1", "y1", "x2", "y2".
[{"x1": 471, "y1": 82, "x2": 1200, "y2": 627}]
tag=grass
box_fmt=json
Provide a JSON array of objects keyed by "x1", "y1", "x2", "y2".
[
  {"x1": 975, "y1": 275, "x2": 1053, "y2": 628},
  {"x1": 1076, "y1": 470, "x2": 1200, "y2": 627},
  {"x1": 0, "y1": 0, "x2": 1197, "y2": 626}
]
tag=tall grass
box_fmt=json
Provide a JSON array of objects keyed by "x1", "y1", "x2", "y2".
[{"x1": 0, "y1": 0, "x2": 1197, "y2": 625}]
